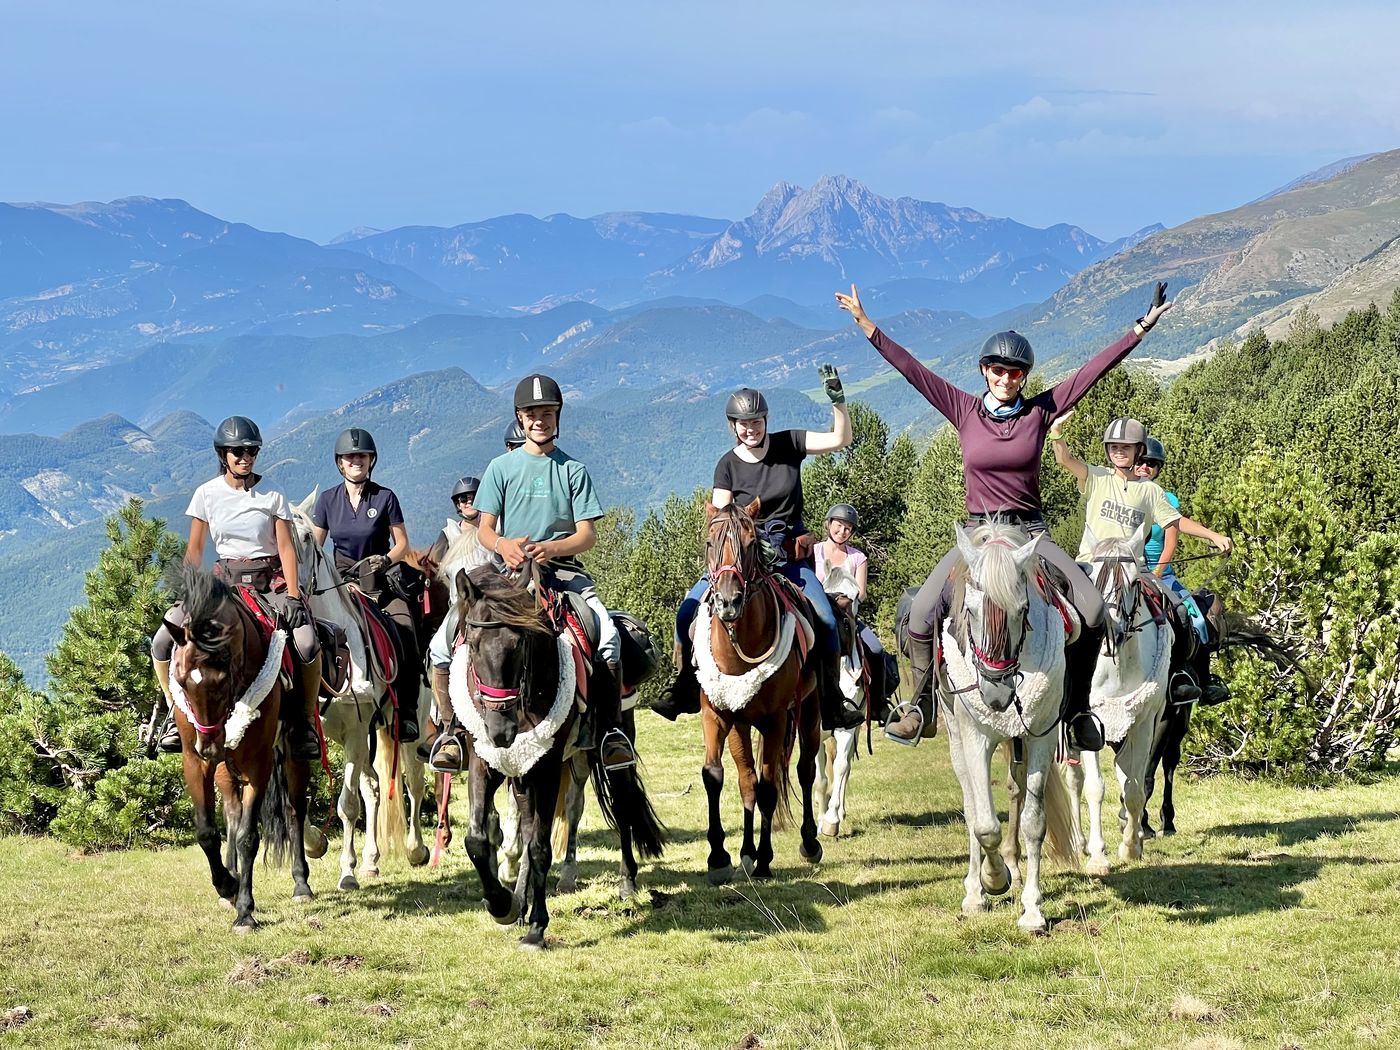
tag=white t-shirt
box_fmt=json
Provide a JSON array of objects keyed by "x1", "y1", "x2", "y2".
[{"x1": 186, "y1": 475, "x2": 292, "y2": 560}]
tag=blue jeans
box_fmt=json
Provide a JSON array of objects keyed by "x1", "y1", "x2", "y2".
[
  {"x1": 1162, "y1": 572, "x2": 1209, "y2": 644},
  {"x1": 677, "y1": 565, "x2": 838, "y2": 652}
]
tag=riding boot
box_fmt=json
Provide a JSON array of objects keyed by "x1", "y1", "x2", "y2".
[
  {"x1": 1168, "y1": 614, "x2": 1201, "y2": 703},
  {"x1": 597, "y1": 660, "x2": 637, "y2": 770},
  {"x1": 284, "y1": 662, "x2": 324, "y2": 761},
  {"x1": 651, "y1": 640, "x2": 700, "y2": 720},
  {"x1": 1064, "y1": 623, "x2": 1105, "y2": 752},
  {"x1": 152, "y1": 657, "x2": 183, "y2": 753},
  {"x1": 885, "y1": 635, "x2": 936, "y2": 744},
  {"x1": 424, "y1": 666, "x2": 467, "y2": 771},
  {"x1": 817, "y1": 650, "x2": 841, "y2": 732},
  {"x1": 1195, "y1": 649, "x2": 1229, "y2": 706},
  {"x1": 387, "y1": 674, "x2": 421, "y2": 744}
]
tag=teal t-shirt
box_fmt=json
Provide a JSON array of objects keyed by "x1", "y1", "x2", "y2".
[
  {"x1": 1144, "y1": 489, "x2": 1181, "y2": 572},
  {"x1": 475, "y1": 447, "x2": 604, "y2": 543}
]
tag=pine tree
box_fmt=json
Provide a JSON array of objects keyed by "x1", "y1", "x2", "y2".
[{"x1": 46, "y1": 498, "x2": 183, "y2": 719}]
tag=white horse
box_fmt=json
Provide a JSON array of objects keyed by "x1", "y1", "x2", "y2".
[
  {"x1": 941, "y1": 522, "x2": 1079, "y2": 934},
  {"x1": 814, "y1": 562, "x2": 864, "y2": 839},
  {"x1": 1062, "y1": 535, "x2": 1171, "y2": 875},
  {"x1": 291, "y1": 494, "x2": 430, "y2": 889}
]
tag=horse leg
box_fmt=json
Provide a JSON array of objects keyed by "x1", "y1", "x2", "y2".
[
  {"x1": 232, "y1": 778, "x2": 264, "y2": 932},
  {"x1": 336, "y1": 724, "x2": 363, "y2": 890},
  {"x1": 1017, "y1": 738, "x2": 1054, "y2": 935},
  {"x1": 702, "y1": 707, "x2": 734, "y2": 884},
  {"x1": 958, "y1": 718, "x2": 1010, "y2": 901},
  {"x1": 1059, "y1": 753, "x2": 1088, "y2": 856},
  {"x1": 796, "y1": 696, "x2": 822, "y2": 864},
  {"x1": 556, "y1": 753, "x2": 586, "y2": 895},
  {"x1": 942, "y1": 706, "x2": 988, "y2": 915},
  {"x1": 187, "y1": 755, "x2": 237, "y2": 905},
  {"x1": 401, "y1": 744, "x2": 430, "y2": 867},
  {"x1": 814, "y1": 732, "x2": 832, "y2": 835},
  {"x1": 1162, "y1": 704, "x2": 1188, "y2": 835},
  {"x1": 286, "y1": 754, "x2": 314, "y2": 902},
  {"x1": 822, "y1": 726, "x2": 857, "y2": 839},
  {"x1": 728, "y1": 724, "x2": 762, "y2": 876},
  {"x1": 1002, "y1": 741, "x2": 1025, "y2": 893},
  {"x1": 519, "y1": 755, "x2": 562, "y2": 950},
  {"x1": 615, "y1": 709, "x2": 639, "y2": 899},
  {"x1": 1116, "y1": 719, "x2": 1153, "y2": 863},
  {"x1": 464, "y1": 758, "x2": 516, "y2": 924},
  {"x1": 496, "y1": 785, "x2": 521, "y2": 886},
  {"x1": 1082, "y1": 745, "x2": 1110, "y2": 876},
  {"x1": 359, "y1": 731, "x2": 383, "y2": 879}
]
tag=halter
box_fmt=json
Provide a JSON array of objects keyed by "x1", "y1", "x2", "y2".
[{"x1": 704, "y1": 509, "x2": 781, "y2": 664}]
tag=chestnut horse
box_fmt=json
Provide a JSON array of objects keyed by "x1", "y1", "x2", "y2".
[
  {"x1": 166, "y1": 566, "x2": 313, "y2": 932},
  {"x1": 696, "y1": 500, "x2": 823, "y2": 884}
]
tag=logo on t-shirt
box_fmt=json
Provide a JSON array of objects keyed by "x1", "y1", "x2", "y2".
[
  {"x1": 367, "y1": 507, "x2": 378, "y2": 518},
  {"x1": 1097, "y1": 501, "x2": 1145, "y2": 529}
]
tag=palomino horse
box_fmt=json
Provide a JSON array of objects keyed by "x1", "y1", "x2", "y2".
[
  {"x1": 166, "y1": 566, "x2": 312, "y2": 932},
  {"x1": 1060, "y1": 536, "x2": 1171, "y2": 874},
  {"x1": 290, "y1": 496, "x2": 430, "y2": 888},
  {"x1": 941, "y1": 522, "x2": 1078, "y2": 934},
  {"x1": 696, "y1": 500, "x2": 823, "y2": 883},
  {"x1": 451, "y1": 565, "x2": 665, "y2": 948},
  {"x1": 813, "y1": 562, "x2": 869, "y2": 839}
]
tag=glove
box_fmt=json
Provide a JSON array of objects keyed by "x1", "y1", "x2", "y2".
[
  {"x1": 286, "y1": 597, "x2": 312, "y2": 631},
  {"x1": 351, "y1": 554, "x2": 389, "y2": 577},
  {"x1": 817, "y1": 362, "x2": 845, "y2": 405},
  {"x1": 1138, "y1": 281, "x2": 1168, "y2": 331}
]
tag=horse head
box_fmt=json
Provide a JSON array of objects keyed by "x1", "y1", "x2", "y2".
[
  {"x1": 704, "y1": 498, "x2": 762, "y2": 623},
  {"x1": 455, "y1": 566, "x2": 558, "y2": 750},
  {"x1": 170, "y1": 566, "x2": 255, "y2": 760},
  {"x1": 952, "y1": 521, "x2": 1039, "y2": 713},
  {"x1": 1090, "y1": 534, "x2": 1146, "y2": 654}
]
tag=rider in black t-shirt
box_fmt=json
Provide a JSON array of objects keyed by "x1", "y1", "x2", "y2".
[{"x1": 652, "y1": 368, "x2": 852, "y2": 721}]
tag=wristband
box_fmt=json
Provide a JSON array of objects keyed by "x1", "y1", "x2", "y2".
[
  {"x1": 493, "y1": 535, "x2": 503, "y2": 554},
  {"x1": 1049, "y1": 432, "x2": 1066, "y2": 442}
]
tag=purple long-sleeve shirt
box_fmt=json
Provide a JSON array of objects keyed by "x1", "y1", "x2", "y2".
[{"x1": 870, "y1": 326, "x2": 1143, "y2": 515}]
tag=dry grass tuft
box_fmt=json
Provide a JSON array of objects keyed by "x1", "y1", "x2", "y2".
[
  {"x1": 226, "y1": 958, "x2": 270, "y2": 987},
  {"x1": 3, "y1": 1007, "x2": 33, "y2": 1032},
  {"x1": 1170, "y1": 993, "x2": 1223, "y2": 1023}
]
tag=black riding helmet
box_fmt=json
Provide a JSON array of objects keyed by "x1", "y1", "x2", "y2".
[
  {"x1": 451, "y1": 476, "x2": 481, "y2": 503},
  {"x1": 213, "y1": 415, "x2": 262, "y2": 473},
  {"x1": 334, "y1": 427, "x2": 377, "y2": 478},
  {"x1": 504, "y1": 420, "x2": 526, "y2": 451},
  {"x1": 1142, "y1": 437, "x2": 1167, "y2": 464},
  {"x1": 513, "y1": 374, "x2": 564, "y2": 444},
  {"x1": 979, "y1": 331, "x2": 1035, "y2": 372},
  {"x1": 825, "y1": 503, "x2": 859, "y2": 529},
  {"x1": 725, "y1": 388, "x2": 769, "y2": 422}
]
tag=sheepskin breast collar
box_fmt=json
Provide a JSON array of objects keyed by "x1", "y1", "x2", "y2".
[
  {"x1": 170, "y1": 629, "x2": 287, "y2": 750},
  {"x1": 693, "y1": 601, "x2": 813, "y2": 713}
]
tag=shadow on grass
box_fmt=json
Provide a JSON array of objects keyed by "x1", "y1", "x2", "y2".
[
  {"x1": 1211, "y1": 810, "x2": 1400, "y2": 845},
  {"x1": 876, "y1": 809, "x2": 967, "y2": 829}
]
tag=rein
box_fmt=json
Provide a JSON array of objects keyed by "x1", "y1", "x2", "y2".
[{"x1": 705, "y1": 510, "x2": 782, "y2": 665}]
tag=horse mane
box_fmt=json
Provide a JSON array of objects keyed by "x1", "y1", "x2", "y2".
[
  {"x1": 437, "y1": 525, "x2": 488, "y2": 582},
  {"x1": 463, "y1": 565, "x2": 551, "y2": 636},
  {"x1": 950, "y1": 521, "x2": 1036, "y2": 644},
  {"x1": 179, "y1": 564, "x2": 236, "y2": 662},
  {"x1": 1090, "y1": 536, "x2": 1139, "y2": 596}
]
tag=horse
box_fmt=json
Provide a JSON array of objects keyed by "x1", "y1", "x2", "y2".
[
  {"x1": 165, "y1": 565, "x2": 313, "y2": 932},
  {"x1": 813, "y1": 562, "x2": 871, "y2": 839},
  {"x1": 695, "y1": 500, "x2": 824, "y2": 883},
  {"x1": 290, "y1": 495, "x2": 430, "y2": 888},
  {"x1": 450, "y1": 564, "x2": 665, "y2": 949},
  {"x1": 940, "y1": 522, "x2": 1078, "y2": 934},
  {"x1": 1059, "y1": 536, "x2": 1172, "y2": 874}
]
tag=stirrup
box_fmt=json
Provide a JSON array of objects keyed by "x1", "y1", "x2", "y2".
[
  {"x1": 428, "y1": 734, "x2": 464, "y2": 774},
  {"x1": 882, "y1": 701, "x2": 925, "y2": 748},
  {"x1": 599, "y1": 728, "x2": 636, "y2": 772}
]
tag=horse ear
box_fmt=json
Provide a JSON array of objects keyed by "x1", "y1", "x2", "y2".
[
  {"x1": 164, "y1": 617, "x2": 187, "y2": 648},
  {"x1": 455, "y1": 568, "x2": 481, "y2": 605},
  {"x1": 744, "y1": 498, "x2": 762, "y2": 519},
  {"x1": 704, "y1": 500, "x2": 718, "y2": 522},
  {"x1": 295, "y1": 488, "x2": 317, "y2": 517},
  {"x1": 954, "y1": 522, "x2": 979, "y2": 566},
  {"x1": 1012, "y1": 535, "x2": 1040, "y2": 574}
]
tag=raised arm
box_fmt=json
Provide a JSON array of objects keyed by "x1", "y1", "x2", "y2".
[
  {"x1": 835, "y1": 284, "x2": 973, "y2": 424},
  {"x1": 1047, "y1": 282, "x2": 1173, "y2": 413},
  {"x1": 1048, "y1": 412, "x2": 1088, "y2": 484},
  {"x1": 804, "y1": 363, "x2": 853, "y2": 454}
]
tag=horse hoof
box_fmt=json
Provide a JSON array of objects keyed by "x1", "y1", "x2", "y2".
[
  {"x1": 1163, "y1": 826, "x2": 1177, "y2": 837},
  {"x1": 706, "y1": 865, "x2": 734, "y2": 886},
  {"x1": 407, "y1": 845, "x2": 430, "y2": 867},
  {"x1": 740, "y1": 855, "x2": 757, "y2": 876},
  {"x1": 556, "y1": 874, "x2": 578, "y2": 895},
  {"x1": 303, "y1": 826, "x2": 328, "y2": 859},
  {"x1": 338, "y1": 875, "x2": 359, "y2": 891},
  {"x1": 619, "y1": 877, "x2": 637, "y2": 901},
  {"x1": 220, "y1": 897, "x2": 237, "y2": 910},
  {"x1": 233, "y1": 918, "x2": 257, "y2": 935},
  {"x1": 1140, "y1": 825, "x2": 1157, "y2": 841},
  {"x1": 518, "y1": 933, "x2": 546, "y2": 952},
  {"x1": 961, "y1": 897, "x2": 988, "y2": 916},
  {"x1": 819, "y1": 820, "x2": 840, "y2": 838},
  {"x1": 1086, "y1": 857, "x2": 1111, "y2": 877},
  {"x1": 489, "y1": 895, "x2": 521, "y2": 926},
  {"x1": 293, "y1": 889, "x2": 315, "y2": 904},
  {"x1": 361, "y1": 867, "x2": 379, "y2": 879},
  {"x1": 1018, "y1": 914, "x2": 1049, "y2": 936},
  {"x1": 981, "y1": 861, "x2": 1012, "y2": 897},
  {"x1": 800, "y1": 840, "x2": 823, "y2": 864}
]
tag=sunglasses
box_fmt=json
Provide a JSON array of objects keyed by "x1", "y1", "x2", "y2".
[
  {"x1": 454, "y1": 494, "x2": 476, "y2": 503},
  {"x1": 1141, "y1": 459, "x2": 1164, "y2": 469},
  {"x1": 226, "y1": 446, "x2": 260, "y2": 459},
  {"x1": 986, "y1": 364, "x2": 1025, "y2": 380}
]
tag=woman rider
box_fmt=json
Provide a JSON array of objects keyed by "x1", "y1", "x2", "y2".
[
  {"x1": 1135, "y1": 435, "x2": 1233, "y2": 706},
  {"x1": 427, "y1": 475, "x2": 481, "y2": 567},
  {"x1": 309, "y1": 428, "x2": 421, "y2": 744},
  {"x1": 651, "y1": 366, "x2": 853, "y2": 722},
  {"x1": 149, "y1": 416, "x2": 322, "y2": 758},
  {"x1": 836, "y1": 282, "x2": 1174, "y2": 750},
  {"x1": 504, "y1": 420, "x2": 527, "y2": 452},
  {"x1": 817, "y1": 502, "x2": 889, "y2": 706}
]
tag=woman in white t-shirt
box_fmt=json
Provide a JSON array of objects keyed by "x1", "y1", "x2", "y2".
[{"x1": 149, "y1": 415, "x2": 322, "y2": 759}]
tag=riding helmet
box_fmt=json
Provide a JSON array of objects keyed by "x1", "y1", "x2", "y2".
[
  {"x1": 825, "y1": 503, "x2": 860, "y2": 529},
  {"x1": 1142, "y1": 437, "x2": 1167, "y2": 464},
  {"x1": 213, "y1": 415, "x2": 263, "y2": 451},
  {"x1": 334, "y1": 428, "x2": 377, "y2": 459},
  {"x1": 503, "y1": 420, "x2": 527, "y2": 450},
  {"x1": 979, "y1": 331, "x2": 1035, "y2": 372},
  {"x1": 452, "y1": 475, "x2": 481, "y2": 503},
  {"x1": 1103, "y1": 417, "x2": 1148, "y2": 453},
  {"x1": 725, "y1": 388, "x2": 769, "y2": 422},
  {"x1": 514, "y1": 374, "x2": 564, "y2": 410}
]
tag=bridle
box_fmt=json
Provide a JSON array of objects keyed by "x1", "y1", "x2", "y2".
[
  {"x1": 178, "y1": 598, "x2": 255, "y2": 738},
  {"x1": 1092, "y1": 553, "x2": 1149, "y2": 657},
  {"x1": 705, "y1": 509, "x2": 781, "y2": 665},
  {"x1": 461, "y1": 605, "x2": 546, "y2": 714}
]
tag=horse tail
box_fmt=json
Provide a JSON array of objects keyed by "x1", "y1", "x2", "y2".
[
  {"x1": 1217, "y1": 612, "x2": 1314, "y2": 687},
  {"x1": 260, "y1": 744, "x2": 294, "y2": 868},
  {"x1": 374, "y1": 724, "x2": 408, "y2": 862},
  {"x1": 586, "y1": 748, "x2": 666, "y2": 860},
  {"x1": 1041, "y1": 758, "x2": 1083, "y2": 867},
  {"x1": 551, "y1": 759, "x2": 573, "y2": 857}
]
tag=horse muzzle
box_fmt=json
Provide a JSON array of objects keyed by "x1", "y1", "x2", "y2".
[
  {"x1": 480, "y1": 706, "x2": 519, "y2": 750},
  {"x1": 193, "y1": 728, "x2": 226, "y2": 761}
]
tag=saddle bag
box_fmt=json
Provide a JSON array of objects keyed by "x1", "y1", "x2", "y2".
[
  {"x1": 613, "y1": 611, "x2": 660, "y2": 690},
  {"x1": 214, "y1": 556, "x2": 281, "y2": 592},
  {"x1": 315, "y1": 618, "x2": 351, "y2": 696},
  {"x1": 384, "y1": 561, "x2": 427, "y2": 606}
]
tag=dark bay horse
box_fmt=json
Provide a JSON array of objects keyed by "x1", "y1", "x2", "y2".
[
  {"x1": 696, "y1": 500, "x2": 823, "y2": 884},
  {"x1": 166, "y1": 567, "x2": 313, "y2": 932},
  {"x1": 452, "y1": 565, "x2": 664, "y2": 949}
]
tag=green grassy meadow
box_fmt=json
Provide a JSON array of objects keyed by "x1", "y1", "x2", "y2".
[{"x1": 2, "y1": 717, "x2": 1398, "y2": 1050}]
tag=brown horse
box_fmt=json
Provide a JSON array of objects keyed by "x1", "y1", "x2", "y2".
[
  {"x1": 697, "y1": 500, "x2": 823, "y2": 883},
  {"x1": 166, "y1": 566, "x2": 313, "y2": 932}
]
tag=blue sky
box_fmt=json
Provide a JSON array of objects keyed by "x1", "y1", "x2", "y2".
[{"x1": 4, "y1": 1, "x2": 1398, "y2": 243}]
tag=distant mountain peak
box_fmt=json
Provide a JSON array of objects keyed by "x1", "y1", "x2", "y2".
[{"x1": 327, "y1": 225, "x2": 384, "y2": 245}]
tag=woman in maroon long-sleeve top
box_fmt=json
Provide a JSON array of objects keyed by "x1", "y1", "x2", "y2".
[{"x1": 835, "y1": 282, "x2": 1173, "y2": 748}]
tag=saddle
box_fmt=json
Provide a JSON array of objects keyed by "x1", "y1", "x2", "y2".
[
  {"x1": 1141, "y1": 575, "x2": 1198, "y2": 661},
  {"x1": 315, "y1": 618, "x2": 352, "y2": 697},
  {"x1": 537, "y1": 576, "x2": 661, "y2": 698}
]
